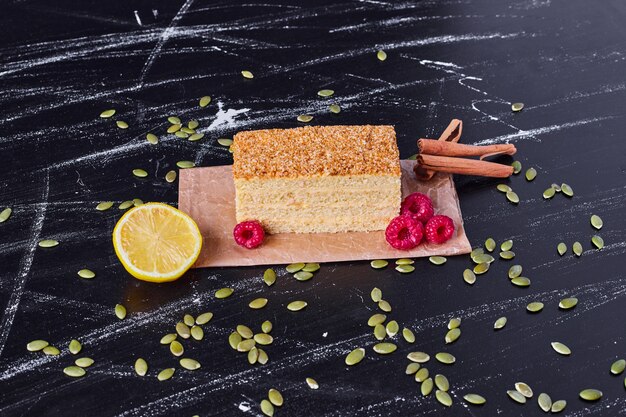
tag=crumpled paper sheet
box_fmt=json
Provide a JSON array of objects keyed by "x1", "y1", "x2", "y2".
[{"x1": 179, "y1": 160, "x2": 471, "y2": 267}]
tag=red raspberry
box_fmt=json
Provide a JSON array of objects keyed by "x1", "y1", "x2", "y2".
[
  {"x1": 424, "y1": 215, "x2": 455, "y2": 244},
  {"x1": 233, "y1": 220, "x2": 265, "y2": 249},
  {"x1": 385, "y1": 215, "x2": 424, "y2": 250},
  {"x1": 400, "y1": 192, "x2": 434, "y2": 224}
]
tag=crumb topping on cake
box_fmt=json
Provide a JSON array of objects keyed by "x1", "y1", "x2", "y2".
[{"x1": 232, "y1": 125, "x2": 401, "y2": 179}]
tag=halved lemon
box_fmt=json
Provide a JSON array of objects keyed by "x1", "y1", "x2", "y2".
[{"x1": 113, "y1": 203, "x2": 202, "y2": 283}]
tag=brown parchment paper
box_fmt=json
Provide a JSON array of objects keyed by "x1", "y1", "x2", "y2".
[{"x1": 179, "y1": 160, "x2": 471, "y2": 268}]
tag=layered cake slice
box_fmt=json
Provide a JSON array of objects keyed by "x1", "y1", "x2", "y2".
[{"x1": 231, "y1": 125, "x2": 401, "y2": 234}]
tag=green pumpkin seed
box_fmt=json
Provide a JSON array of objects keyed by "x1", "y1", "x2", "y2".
[
  {"x1": 237, "y1": 339, "x2": 256, "y2": 352},
  {"x1": 463, "y1": 393, "x2": 486, "y2": 405},
  {"x1": 329, "y1": 104, "x2": 341, "y2": 114},
  {"x1": 167, "y1": 124, "x2": 181, "y2": 133},
  {"x1": 435, "y1": 374, "x2": 449, "y2": 391},
  {"x1": 367, "y1": 313, "x2": 386, "y2": 327},
  {"x1": 170, "y1": 340, "x2": 184, "y2": 356},
  {"x1": 132, "y1": 198, "x2": 143, "y2": 207},
  {"x1": 435, "y1": 352, "x2": 455, "y2": 364},
  {"x1": 75, "y1": 357, "x2": 94, "y2": 368},
  {"x1": 188, "y1": 120, "x2": 199, "y2": 129},
  {"x1": 610, "y1": 359, "x2": 625, "y2": 375},
  {"x1": 95, "y1": 201, "x2": 113, "y2": 211},
  {"x1": 415, "y1": 367, "x2": 429, "y2": 382},
  {"x1": 500, "y1": 240, "x2": 513, "y2": 251},
  {"x1": 592, "y1": 235, "x2": 604, "y2": 249},
  {"x1": 470, "y1": 247, "x2": 484, "y2": 259},
  {"x1": 116, "y1": 120, "x2": 129, "y2": 129},
  {"x1": 573, "y1": 241, "x2": 583, "y2": 256},
  {"x1": 376, "y1": 50, "x2": 387, "y2": 61},
  {"x1": 579, "y1": 389, "x2": 602, "y2": 401},
  {"x1": 551, "y1": 341, "x2": 571, "y2": 355},
  {"x1": 190, "y1": 325, "x2": 204, "y2": 341},
  {"x1": 515, "y1": 382, "x2": 533, "y2": 398},
  {"x1": 507, "y1": 390, "x2": 526, "y2": 403},
  {"x1": 0, "y1": 207, "x2": 12, "y2": 223},
  {"x1": 77, "y1": 269, "x2": 95, "y2": 279},
  {"x1": 526, "y1": 301, "x2": 544, "y2": 313},
  {"x1": 180, "y1": 358, "x2": 201, "y2": 370},
  {"x1": 215, "y1": 288, "x2": 233, "y2": 299},
  {"x1": 557, "y1": 242, "x2": 567, "y2": 256},
  {"x1": 189, "y1": 133, "x2": 204, "y2": 142},
  {"x1": 255, "y1": 349, "x2": 268, "y2": 365},
  {"x1": 176, "y1": 160, "x2": 195, "y2": 169},
  {"x1": 167, "y1": 116, "x2": 181, "y2": 125},
  {"x1": 182, "y1": 314, "x2": 194, "y2": 327},
  {"x1": 199, "y1": 96, "x2": 211, "y2": 107},
  {"x1": 506, "y1": 190, "x2": 519, "y2": 204},
  {"x1": 236, "y1": 325, "x2": 253, "y2": 339},
  {"x1": 370, "y1": 287, "x2": 382, "y2": 303},
  {"x1": 287, "y1": 300, "x2": 307, "y2": 311},
  {"x1": 64, "y1": 366, "x2": 86, "y2": 377},
  {"x1": 421, "y1": 378, "x2": 433, "y2": 396},
  {"x1": 590, "y1": 215, "x2": 603, "y2": 230},
  {"x1": 241, "y1": 70, "x2": 254, "y2": 79},
  {"x1": 317, "y1": 89, "x2": 334, "y2": 97},
  {"x1": 473, "y1": 254, "x2": 495, "y2": 264},
  {"x1": 444, "y1": 327, "x2": 461, "y2": 344},
  {"x1": 43, "y1": 346, "x2": 60, "y2": 356},
  {"x1": 38, "y1": 239, "x2": 59, "y2": 248},
  {"x1": 402, "y1": 328, "x2": 415, "y2": 343},
  {"x1": 435, "y1": 390, "x2": 452, "y2": 407},
  {"x1": 485, "y1": 238, "x2": 496, "y2": 252},
  {"x1": 378, "y1": 300, "x2": 392, "y2": 312},
  {"x1": 268, "y1": 388, "x2": 283, "y2": 407},
  {"x1": 561, "y1": 183, "x2": 573, "y2": 197},
  {"x1": 511, "y1": 161, "x2": 522, "y2": 174},
  {"x1": 286, "y1": 263, "x2": 305, "y2": 273},
  {"x1": 463, "y1": 269, "x2": 476, "y2": 285},
  {"x1": 525, "y1": 167, "x2": 537, "y2": 181},
  {"x1": 119, "y1": 200, "x2": 133, "y2": 210},
  {"x1": 385, "y1": 320, "x2": 399, "y2": 337},
  {"x1": 494, "y1": 316, "x2": 507, "y2": 330},
  {"x1": 407, "y1": 352, "x2": 430, "y2": 363},
  {"x1": 294, "y1": 271, "x2": 313, "y2": 281},
  {"x1": 429, "y1": 256, "x2": 447, "y2": 265},
  {"x1": 114, "y1": 304, "x2": 126, "y2": 320},
  {"x1": 395, "y1": 265, "x2": 415, "y2": 273},
  {"x1": 254, "y1": 333, "x2": 273, "y2": 345},
  {"x1": 396, "y1": 258, "x2": 414, "y2": 265},
  {"x1": 217, "y1": 138, "x2": 233, "y2": 146},
  {"x1": 297, "y1": 114, "x2": 313, "y2": 123},
  {"x1": 473, "y1": 263, "x2": 489, "y2": 275},
  {"x1": 497, "y1": 184, "x2": 512, "y2": 193},
  {"x1": 373, "y1": 342, "x2": 397, "y2": 354},
  {"x1": 134, "y1": 358, "x2": 148, "y2": 376},
  {"x1": 160, "y1": 333, "x2": 177, "y2": 344},
  {"x1": 69, "y1": 339, "x2": 82, "y2": 354},
  {"x1": 500, "y1": 250, "x2": 515, "y2": 260},
  {"x1": 249, "y1": 298, "x2": 268, "y2": 309},
  {"x1": 27, "y1": 340, "x2": 49, "y2": 351},
  {"x1": 181, "y1": 127, "x2": 195, "y2": 134},
  {"x1": 263, "y1": 268, "x2": 276, "y2": 286},
  {"x1": 228, "y1": 332, "x2": 242, "y2": 350},
  {"x1": 345, "y1": 348, "x2": 365, "y2": 365},
  {"x1": 538, "y1": 393, "x2": 552, "y2": 412},
  {"x1": 511, "y1": 277, "x2": 531, "y2": 287},
  {"x1": 508, "y1": 265, "x2": 522, "y2": 278},
  {"x1": 261, "y1": 320, "x2": 273, "y2": 334},
  {"x1": 559, "y1": 297, "x2": 578, "y2": 310},
  {"x1": 543, "y1": 187, "x2": 556, "y2": 199},
  {"x1": 157, "y1": 368, "x2": 175, "y2": 381},
  {"x1": 175, "y1": 131, "x2": 189, "y2": 139},
  {"x1": 551, "y1": 400, "x2": 567, "y2": 413},
  {"x1": 373, "y1": 324, "x2": 386, "y2": 340},
  {"x1": 306, "y1": 377, "x2": 319, "y2": 389},
  {"x1": 406, "y1": 362, "x2": 420, "y2": 375},
  {"x1": 511, "y1": 102, "x2": 524, "y2": 112},
  {"x1": 552, "y1": 183, "x2": 562, "y2": 192},
  {"x1": 100, "y1": 109, "x2": 116, "y2": 118},
  {"x1": 370, "y1": 260, "x2": 388, "y2": 269},
  {"x1": 302, "y1": 263, "x2": 320, "y2": 272},
  {"x1": 195, "y1": 312, "x2": 213, "y2": 325}
]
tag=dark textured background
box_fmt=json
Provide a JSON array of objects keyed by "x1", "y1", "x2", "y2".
[{"x1": 1, "y1": 0, "x2": 625, "y2": 416}]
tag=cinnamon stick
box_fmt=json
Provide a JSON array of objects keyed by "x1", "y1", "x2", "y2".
[
  {"x1": 418, "y1": 139, "x2": 516, "y2": 159},
  {"x1": 415, "y1": 119, "x2": 463, "y2": 180},
  {"x1": 417, "y1": 154, "x2": 513, "y2": 178}
]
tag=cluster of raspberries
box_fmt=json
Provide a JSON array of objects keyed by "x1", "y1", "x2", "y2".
[{"x1": 385, "y1": 192, "x2": 455, "y2": 250}]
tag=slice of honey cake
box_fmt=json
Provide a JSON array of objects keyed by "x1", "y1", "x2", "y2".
[{"x1": 231, "y1": 125, "x2": 401, "y2": 234}]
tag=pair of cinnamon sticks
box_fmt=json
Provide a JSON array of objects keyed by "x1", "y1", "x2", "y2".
[{"x1": 414, "y1": 119, "x2": 517, "y2": 180}]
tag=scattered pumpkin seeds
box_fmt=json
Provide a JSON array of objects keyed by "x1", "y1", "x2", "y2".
[
  {"x1": 551, "y1": 183, "x2": 562, "y2": 192},
  {"x1": 95, "y1": 201, "x2": 113, "y2": 211},
  {"x1": 268, "y1": 388, "x2": 283, "y2": 407},
  {"x1": 543, "y1": 187, "x2": 556, "y2": 199},
  {"x1": 317, "y1": 89, "x2": 334, "y2": 97},
  {"x1": 134, "y1": 358, "x2": 148, "y2": 376},
  {"x1": 421, "y1": 378, "x2": 434, "y2": 396},
  {"x1": 591, "y1": 215, "x2": 603, "y2": 230},
  {"x1": 402, "y1": 328, "x2": 415, "y2": 343},
  {"x1": 500, "y1": 240, "x2": 513, "y2": 251},
  {"x1": 229, "y1": 332, "x2": 242, "y2": 350},
  {"x1": 370, "y1": 287, "x2": 382, "y2": 303},
  {"x1": 286, "y1": 263, "x2": 305, "y2": 273},
  {"x1": 367, "y1": 313, "x2": 386, "y2": 327},
  {"x1": 579, "y1": 389, "x2": 602, "y2": 401},
  {"x1": 592, "y1": 235, "x2": 604, "y2": 249},
  {"x1": 551, "y1": 341, "x2": 571, "y2": 355},
  {"x1": 188, "y1": 133, "x2": 204, "y2": 141},
  {"x1": 77, "y1": 269, "x2": 95, "y2": 279},
  {"x1": 180, "y1": 358, "x2": 201, "y2": 370},
  {"x1": 507, "y1": 389, "x2": 527, "y2": 403},
  {"x1": 249, "y1": 347, "x2": 259, "y2": 365},
  {"x1": 445, "y1": 328, "x2": 461, "y2": 344},
  {"x1": 506, "y1": 190, "x2": 519, "y2": 203},
  {"x1": 63, "y1": 366, "x2": 86, "y2": 377},
  {"x1": 167, "y1": 116, "x2": 180, "y2": 125},
  {"x1": 263, "y1": 268, "x2": 276, "y2": 286},
  {"x1": 557, "y1": 242, "x2": 567, "y2": 256},
  {"x1": 525, "y1": 167, "x2": 537, "y2": 181},
  {"x1": 500, "y1": 250, "x2": 515, "y2": 260},
  {"x1": 435, "y1": 390, "x2": 452, "y2": 407},
  {"x1": 132, "y1": 198, "x2": 143, "y2": 207},
  {"x1": 561, "y1": 183, "x2": 573, "y2": 197},
  {"x1": 157, "y1": 368, "x2": 175, "y2": 381},
  {"x1": 573, "y1": 241, "x2": 583, "y2": 256},
  {"x1": 329, "y1": 104, "x2": 341, "y2": 114},
  {"x1": 38, "y1": 239, "x2": 59, "y2": 248},
  {"x1": 511, "y1": 277, "x2": 531, "y2": 287},
  {"x1": 184, "y1": 314, "x2": 195, "y2": 327},
  {"x1": 497, "y1": 184, "x2": 512, "y2": 193},
  {"x1": 415, "y1": 367, "x2": 429, "y2": 382},
  {"x1": 199, "y1": 96, "x2": 211, "y2": 107},
  {"x1": 306, "y1": 377, "x2": 319, "y2": 389},
  {"x1": 470, "y1": 247, "x2": 484, "y2": 259},
  {"x1": 115, "y1": 304, "x2": 127, "y2": 320},
  {"x1": 254, "y1": 333, "x2": 273, "y2": 345},
  {"x1": 236, "y1": 325, "x2": 253, "y2": 339},
  {"x1": 395, "y1": 264, "x2": 415, "y2": 273},
  {"x1": 26, "y1": 340, "x2": 49, "y2": 352},
  {"x1": 188, "y1": 120, "x2": 199, "y2": 129},
  {"x1": 610, "y1": 359, "x2": 625, "y2": 375},
  {"x1": 538, "y1": 393, "x2": 552, "y2": 412},
  {"x1": 297, "y1": 114, "x2": 313, "y2": 123},
  {"x1": 435, "y1": 352, "x2": 455, "y2": 364},
  {"x1": 376, "y1": 50, "x2": 387, "y2": 61},
  {"x1": 374, "y1": 324, "x2": 386, "y2": 340},
  {"x1": 345, "y1": 348, "x2": 365, "y2": 365},
  {"x1": 190, "y1": 325, "x2": 204, "y2": 341},
  {"x1": 463, "y1": 269, "x2": 476, "y2": 285},
  {"x1": 119, "y1": 200, "x2": 133, "y2": 210},
  {"x1": 386, "y1": 320, "x2": 399, "y2": 337},
  {"x1": 43, "y1": 346, "x2": 60, "y2": 356},
  {"x1": 170, "y1": 340, "x2": 184, "y2": 356},
  {"x1": 69, "y1": 339, "x2": 82, "y2": 354},
  {"x1": 176, "y1": 160, "x2": 195, "y2": 169},
  {"x1": 508, "y1": 265, "x2": 522, "y2": 278},
  {"x1": 511, "y1": 102, "x2": 524, "y2": 112},
  {"x1": 473, "y1": 263, "x2": 489, "y2": 275},
  {"x1": 494, "y1": 316, "x2": 507, "y2": 330},
  {"x1": 302, "y1": 263, "x2": 320, "y2": 272},
  {"x1": 396, "y1": 258, "x2": 414, "y2": 265},
  {"x1": 406, "y1": 362, "x2": 420, "y2": 375},
  {"x1": 237, "y1": 339, "x2": 256, "y2": 352},
  {"x1": 195, "y1": 312, "x2": 213, "y2": 325},
  {"x1": 515, "y1": 382, "x2": 533, "y2": 398},
  {"x1": 100, "y1": 109, "x2": 116, "y2": 118},
  {"x1": 435, "y1": 374, "x2": 449, "y2": 391},
  {"x1": 160, "y1": 333, "x2": 177, "y2": 344},
  {"x1": 167, "y1": 124, "x2": 182, "y2": 133},
  {"x1": 116, "y1": 120, "x2": 129, "y2": 129},
  {"x1": 0, "y1": 207, "x2": 12, "y2": 223},
  {"x1": 551, "y1": 400, "x2": 567, "y2": 413},
  {"x1": 407, "y1": 351, "x2": 430, "y2": 363},
  {"x1": 485, "y1": 238, "x2": 496, "y2": 252},
  {"x1": 559, "y1": 297, "x2": 578, "y2": 310},
  {"x1": 241, "y1": 70, "x2": 254, "y2": 79},
  {"x1": 75, "y1": 357, "x2": 94, "y2": 368},
  {"x1": 511, "y1": 161, "x2": 522, "y2": 174},
  {"x1": 294, "y1": 271, "x2": 313, "y2": 281},
  {"x1": 175, "y1": 131, "x2": 189, "y2": 139},
  {"x1": 429, "y1": 256, "x2": 447, "y2": 265},
  {"x1": 287, "y1": 301, "x2": 307, "y2": 311},
  {"x1": 217, "y1": 138, "x2": 233, "y2": 147},
  {"x1": 378, "y1": 300, "x2": 392, "y2": 312},
  {"x1": 215, "y1": 288, "x2": 234, "y2": 299},
  {"x1": 262, "y1": 321, "x2": 273, "y2": 334},
  {"x1": 249, "y1": 298, "x2": 268, "y2": 309},
  {"x1": 463, "y1": 393, "x2": 486, "y2": 405},
  {"x1": 473, "y1": 254, "x2": 495, "y2": 264},
  {"x1": 373, "y1": 342, "x2": 397, "y2": 354},
  {"x1": 526, "y1": 301, "x2": 544, "y2": 313}
]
